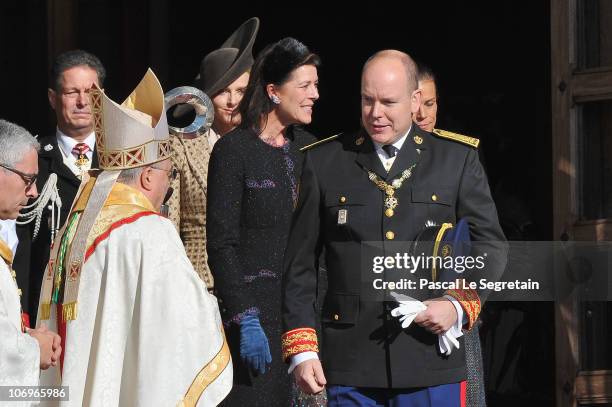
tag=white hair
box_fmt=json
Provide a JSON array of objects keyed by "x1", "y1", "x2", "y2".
[
  {"x1": 117, "y1": 166, "x2": 145, "y2": 184},
  {"x1": 0, "y1": 119, "x2": 40, "y2": 167}
]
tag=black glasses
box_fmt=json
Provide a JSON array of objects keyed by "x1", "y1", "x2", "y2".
[
  {"x1": 150, "y1": 166, "x2": 178, "y2": 181},
  {"x1": 0, "y1": 163, "x2": 38, "y2": 188}
]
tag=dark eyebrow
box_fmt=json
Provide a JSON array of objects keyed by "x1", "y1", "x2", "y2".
[{"x1": 63, "y1": 87, "x2": 86, "y2": 92}]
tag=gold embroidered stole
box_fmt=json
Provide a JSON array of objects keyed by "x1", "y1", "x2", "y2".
[
  {"x1": 0, "y1": 238, "x2": 13, "y2": 266},
  {"x1": 39, "y1": 179, "x2": 156, "y2": 321}
]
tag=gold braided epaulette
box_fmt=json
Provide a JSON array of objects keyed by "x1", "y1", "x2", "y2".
[
  {"x1": 432, "y1": 129, "x2": 480, "y2": 148},
  {"x1": 299, "y1": 133, "x2": 342, "y2": 152}
]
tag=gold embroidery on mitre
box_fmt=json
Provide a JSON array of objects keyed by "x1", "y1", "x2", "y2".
[{"x1": 90, "y1": 69, "x2": 172, "y2": 171}]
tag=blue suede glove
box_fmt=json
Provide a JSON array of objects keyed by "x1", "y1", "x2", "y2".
[{"x1": 240, "y1": 315, "x2": 272, "y2": 374}]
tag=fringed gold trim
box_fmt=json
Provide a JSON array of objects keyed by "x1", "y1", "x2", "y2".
[
  {"x1": 39, "y1": 303, "x2": 52, "y2": 321},
  {"x1": 62, "y1": 302, "x2": 78, "y2": 322}
]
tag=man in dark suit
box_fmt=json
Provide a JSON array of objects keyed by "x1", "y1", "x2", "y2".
[
  {"x1": 282, "y1": 50, "x2": 506, "y2": 406},
  {"x1": 16, "y1": 50, "x2": 105, "y2": 324}
]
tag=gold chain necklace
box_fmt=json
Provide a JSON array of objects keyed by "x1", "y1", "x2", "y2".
[{"x1": 367, "y1": 163, "x2": 417, "y2": 217}]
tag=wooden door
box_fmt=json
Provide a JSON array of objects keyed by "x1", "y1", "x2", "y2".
[{"x1": 552, "y1": 0, "x2": 612, "y2": 405}]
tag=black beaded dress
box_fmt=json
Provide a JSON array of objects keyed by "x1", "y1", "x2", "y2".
[{"x1": 207, "y1": 126, "x2": 316, "y2": 406}]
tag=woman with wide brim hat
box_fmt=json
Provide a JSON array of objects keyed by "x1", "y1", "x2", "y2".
[{"x1": 167, "y1": 17, "x2": 259, "y2": 290}]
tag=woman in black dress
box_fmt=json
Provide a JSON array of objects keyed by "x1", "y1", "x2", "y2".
[{"x1": 206, "y1": 38, "x2": 322, "y2": 406}]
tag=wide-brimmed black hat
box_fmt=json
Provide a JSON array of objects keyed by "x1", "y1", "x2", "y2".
[{"x1": 195, "y1": 17, "x2": 259, "y2": 96}]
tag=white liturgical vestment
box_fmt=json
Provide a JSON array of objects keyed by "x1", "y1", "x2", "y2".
[
  {"x1": 39, "y1": 182, "x2": 232, "y2": 406},
  {"x1": 0, "y1": 237, "x2": 39, "y2": 407}
]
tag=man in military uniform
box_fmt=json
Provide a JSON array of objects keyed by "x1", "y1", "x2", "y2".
[
  {"x1": 281, "y1": 50, "x2": 506, "y2": 406},
  {"x1": 16, "y1": 50, "x2": 105, "y2": 325},
  {"x1": 413, "y1": 62, "x2": 489, "y2": 407}
]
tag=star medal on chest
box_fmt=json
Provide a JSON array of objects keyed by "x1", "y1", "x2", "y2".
[{"x1": 367, "y1": 163, "x2": 417, "y2": 217}]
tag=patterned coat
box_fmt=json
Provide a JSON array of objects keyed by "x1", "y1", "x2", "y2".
[{"x1": 168, "y1": 129, "x2": 219, "y2": 288}]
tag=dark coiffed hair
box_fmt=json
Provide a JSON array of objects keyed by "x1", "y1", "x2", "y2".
[
  {"x1": 416, "y1": 63, "x2": 436, "y2": 84},
  {"x1": 416, "y1": 63, "x2": 438, "y2": 100},
  {"x1": 239, "y1": 37, "x2": 321, "y2": 134},
  {"x1": 50, "y1": 49, "x2": 106, "y2": 91}
]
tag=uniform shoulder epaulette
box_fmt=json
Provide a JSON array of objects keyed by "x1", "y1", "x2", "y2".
[
  {"x1": 432, "y1": 129, "x2": 480, "y2": 149},
  {"x1": 299, "y1": 133, "x2": 342, "y2": 152}
]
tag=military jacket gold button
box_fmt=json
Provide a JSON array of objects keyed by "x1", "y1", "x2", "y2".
[
  {"x1": 431, "y1": 194, "x2": 438, "y2": 202},
  {"x1": 385, "y1": 208, "x2": 394, "y2": 217},
  {"x1": 339, "y1": 196, "x2": 347, "y2": 203},
  {"x1": 333, "y1": 314, "x2": 340, "y2": 321},
  {"x1": 386, "y1": 231, "x2": 395, "y2": 240}
]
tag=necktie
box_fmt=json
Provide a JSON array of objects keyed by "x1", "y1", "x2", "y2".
[
  {"x1": 72, "y1": 143, "x2": 90, "y2": 169},
  {"x1": 382, "y1": 144, "x2": 398, "y2": 158}
]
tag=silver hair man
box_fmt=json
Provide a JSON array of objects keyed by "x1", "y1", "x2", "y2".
[
  {"x1": 0, "y1": 118, "x2": 62, "y2": 377},
  {"x1": 0, "y1": 120, "x2": 40, "y2": 167}
]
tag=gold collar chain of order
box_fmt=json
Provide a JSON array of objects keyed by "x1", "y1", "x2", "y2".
[{"x1": 367, "y1": 163, "x2": 417, "y2": 217}]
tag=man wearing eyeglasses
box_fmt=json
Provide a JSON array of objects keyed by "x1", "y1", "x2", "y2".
[
  {"x1": 0, "y1": 119, "x2": 63, "y2": 389},
  {"x1": 16, "y1": 50, "x2": 106, "y2": 326}
]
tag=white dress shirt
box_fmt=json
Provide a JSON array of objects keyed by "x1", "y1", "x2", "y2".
[
  {"x1": 56, "y1": 129, "x2": 95, "y2": 176},
  {"x1": 372, "y1": 127, "x2": 410, "y2": 171},
  {"x1": 0, "y1": 220, "x2": 18, "y2": 256}
]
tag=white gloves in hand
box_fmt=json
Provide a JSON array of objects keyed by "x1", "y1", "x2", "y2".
[
  {"x1": 390, "y1": 292, "x2": 426, "y2": 328},
  {"x1": 389, "y1": 291, "x2": 463, "y2": 355}
]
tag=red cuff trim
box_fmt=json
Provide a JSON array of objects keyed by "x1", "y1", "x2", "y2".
[
  {"x1": 281, "y1": 327, "x2": 318, "y2": 361},
  {"x1": 445, "y1": 287, "x2": 481, "y2": 329}
]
